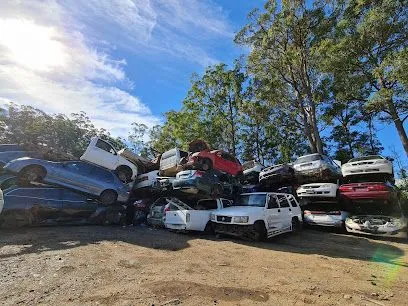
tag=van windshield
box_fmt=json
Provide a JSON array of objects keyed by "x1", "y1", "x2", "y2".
[
  {"x1": 232, "y1": 194, "x2": 266, "y2": 207},
  {"x1": 294, "y1": 155, "x2": 322, "y2": 165}
]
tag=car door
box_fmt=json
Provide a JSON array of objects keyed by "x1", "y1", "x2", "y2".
[
  {"x1": 189, "y1": 199, "x2": 218, "y2": 231},
  {"x1": 265, "y1": 194, "x2": 283, "y2": 234},
  {"x1": 23, "y1": 188, "x2": 63, "y2": 225},
  {"x1": 276, "y1": 194, "x2": 292, "y2": 231},
  {"x1": 1, "y1": 188, "x2": 32, "y2": 226},
  {"x1": 61, "y1": 189, "x2": 99, "y2": 222},
  {"x1": 56, "y1": 161, "x2": 100, "y2": 194},
  {"x1": 219, "y1": 152, "x2": 240, "y2": 174}
]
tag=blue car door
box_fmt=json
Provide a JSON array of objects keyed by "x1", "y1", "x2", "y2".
[
  {"x1": 24, "y1": 188, "x2": 63, "y2": 225},
  {"x1": 61, "y1": 189, "x2": 99, "y2": 222},
  {"x1": 55, "y1": 161, "x2": 100, "y2": 195}
]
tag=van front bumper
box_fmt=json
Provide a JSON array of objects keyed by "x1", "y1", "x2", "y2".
[{"x1": 213, "y1": 222, "x2": 255, "y2": 237}]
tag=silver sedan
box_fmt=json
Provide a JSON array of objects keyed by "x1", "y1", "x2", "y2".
[{"x1": 4, "y1": 158, "x2": 130, "y2": 205}]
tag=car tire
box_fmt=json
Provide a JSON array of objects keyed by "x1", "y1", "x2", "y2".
[
  {"x1": 291, "y1": 218, "x2": 301, "y2": 234},
  {"x1": 201, "y1": 159, "x2": 213, "y2": 171},
  {"x1": 115, "y1": 166, "x2": 132, "y2": 183},
  {"x1": 100, "y1": 190, "x2": 118, "y2": 206},
  {"x1": 204, "y1": 222, "x2": 214, "y2": 235},
  {"x1": 19, "y1": 166, "x2": 46, "y2": 183},
  {"x1": 253, "y1": 221, "x2": 267, "y2": 241}
]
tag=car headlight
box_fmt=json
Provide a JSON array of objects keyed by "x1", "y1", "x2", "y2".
[
  {"x1": 210, "y1": 214, "x2": 215, "y2": 221},
  {"x1": 233, "y1": 216, "x2": 249, "y2": 223},
  {"x1": 343, "y1": 163, "x2": 351, "y2": 168}
]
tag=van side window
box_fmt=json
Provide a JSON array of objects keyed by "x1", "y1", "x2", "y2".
[
  {"x1": 96, "y1": 139, "x2": 116, "y2": 154},
  {"x1": 196, "y1": 200, "x2": 217, "y2": 210},
  {"x1": 267, "y1": 196, "x2": 279, "y2": 209},
  {"x1": 288, "y1": 196, "x2": 298, "y2": 207},
  {"x1": 277, "y1": 195, "x2": 290, "y2": 208}
]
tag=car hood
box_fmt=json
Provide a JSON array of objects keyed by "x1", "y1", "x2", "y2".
[{"x1": 213, "y1": 206, "x2": 264, "y2": 216}]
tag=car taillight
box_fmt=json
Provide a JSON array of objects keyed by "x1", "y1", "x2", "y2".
[
  {"x1": 164, "y1": 204, "x2": 171, "y2": 212},
  {"x1": 339, "y1": 185, "x2": 353, "y2": 192},
  {"x1": 367, "y1": 184, "x2": 388, "y2": 191},
  {"x1": 304, "y1": 211, "x2": 311, "y2": 215}
]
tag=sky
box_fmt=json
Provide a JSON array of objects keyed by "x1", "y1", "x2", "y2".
[{"x1": 0, "y1": 0, "x2": 406, "y2": 164}]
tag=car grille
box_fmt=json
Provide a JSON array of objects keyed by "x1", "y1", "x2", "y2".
[
  {"x1": 352, "y1": 161, "x2": 374, "y2": 166},
  {"x1": 217, "y1": 216, "x2": 232, "y2": 223},
  {"x1": 303, "y1": 185, "x2": 320, "y2": 189}
]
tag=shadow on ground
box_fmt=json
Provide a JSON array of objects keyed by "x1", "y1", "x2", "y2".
[{"x1": 0, "y1": 225, "x2": 406, "y2": 267}]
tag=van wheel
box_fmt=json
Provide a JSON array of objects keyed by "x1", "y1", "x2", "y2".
[
  {"x1": 252, "y1": 221, "x2": 267, "y2": 241},
  {"x1": 115, "y1": 166, "x2": 132, "y2": 183},
  {"x1": 19, "y1": 166, "x2": 46, "y2": 183},
  {"x1": 291, "y1": 218, "x2": 301, "y2": 233},
  {"x1": 100, "y1": 190, "x2": 118, "y2": 206}
]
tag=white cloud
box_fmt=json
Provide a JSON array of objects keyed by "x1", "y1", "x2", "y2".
[{"x1": 0, "y1": 0, "x2": 232, "y2": 137}]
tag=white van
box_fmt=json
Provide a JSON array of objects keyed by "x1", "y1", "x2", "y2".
[
  {"x1": 159, "y1": 148, "x2": 188, "y2": 177},
  {"x1": 211, "y1": 192, "x2": 302, "y2": 241},
  {"x1": 165, "y1": 198, "x2": 232, "y2": 232},
  {"x1": 80, "y1": 137, "x2": 138, "y2": 182}
]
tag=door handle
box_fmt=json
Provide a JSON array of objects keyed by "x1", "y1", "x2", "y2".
[
  {"x1": 277, "y1": 209, "x2": 281, "y2": 212},
  {"x1": 289, "y1": 208, "x2": 292, "y2": 211}
]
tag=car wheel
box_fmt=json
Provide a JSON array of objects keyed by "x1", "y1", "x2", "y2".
[
  {"x1": 201, "y1": 159, "x2": 213, "y2": 171},
  {"x1": 204, "y1": 222, "x2": 214, "y2": 235},
  {"x1": 19, "y1": 166, "x2": 46, "y2": 183},
  {"x1": 100, "y1": 190, "x2": 118, "y2": 206},
  {"x1": 115, "y1": 166, "x2": 132, "y2": 183},
  {"x1": 252, "y1": 221, "x2": 267, "y2": 241},
  {"x1": 291, "y1": 218, "x2": 301, "y2": 233}
]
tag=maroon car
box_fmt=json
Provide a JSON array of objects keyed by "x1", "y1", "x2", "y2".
[{"x1": 339, "y1": 182, "x2": 398, "y2": 203}]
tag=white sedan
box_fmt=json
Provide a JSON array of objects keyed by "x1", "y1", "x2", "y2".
[
  {"x1": 342, "y1": 155, "x2": 393, "y2": 177},
  {"x1": 296, "y1": 183, "x2": 338, "y2": 199}
]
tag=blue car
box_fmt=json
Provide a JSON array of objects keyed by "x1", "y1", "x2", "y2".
[{"x1": 4, "y1": 158, "x2": 130, "y2": 205}]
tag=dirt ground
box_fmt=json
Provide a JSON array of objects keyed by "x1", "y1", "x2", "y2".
[{"x1": 0, "y1": 226, "x2": 407, "y2": 306}]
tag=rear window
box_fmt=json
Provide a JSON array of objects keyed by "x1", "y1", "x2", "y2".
[
  {"x1": 294, "y1": 154, "x2": 322, "y2": 165},
  {"x1": 349, "y1": 155, "x2": 383, "y2": 162}
]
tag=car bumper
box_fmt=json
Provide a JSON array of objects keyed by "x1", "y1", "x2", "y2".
[
  {"x1": 345, "y1": 218, "x2": 407, "y2": 238},
  {"x1": 304, "y1": 216, "x2": 344, "y2": 227},
  {"x1": 166, "y1": 223, "x2": 187, "y2": 230},
  {"x1": 340, "y1": 191, "x2": 392, "y2": 201},
  {"x1": 297, "y1": 188, "x2": 337, "y2": 198},
  {"x1": 213, "y1": 222, "x2": 255, "y2": 237},
  {"x1": 342, "y1": 165, "x2": 392, "y2": 176},
  {"x1": 147, "y1": 216, "x2": 165, "y2": 226}
]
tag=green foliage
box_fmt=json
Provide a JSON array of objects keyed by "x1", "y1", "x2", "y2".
[{"x1": 0, "y1": 103, "x2": 126, "y2": 159}]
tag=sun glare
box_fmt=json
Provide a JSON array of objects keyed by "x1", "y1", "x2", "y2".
[{"x1": 0, "y1": 18, "x2": 67, "y2": 71}]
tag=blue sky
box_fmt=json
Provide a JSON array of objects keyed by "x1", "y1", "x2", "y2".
[{"x1": 0, "y1": 0, "x2": 406, "y2": 164}]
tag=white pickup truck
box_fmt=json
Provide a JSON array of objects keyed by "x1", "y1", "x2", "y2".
[
  {"x1": 211, "y1": 192, "x2": 303, "y2": 241},
  {"x1": 165, "y1": 198, "x2": 232, "y2": 232}
]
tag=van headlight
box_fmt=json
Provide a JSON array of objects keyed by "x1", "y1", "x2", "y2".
[
  {"x1": 233, "y1": 216, "x2": 249, "y2": 223},
  {"x1": 210, "y1": 213, "x2": 215, "y2": 221}
]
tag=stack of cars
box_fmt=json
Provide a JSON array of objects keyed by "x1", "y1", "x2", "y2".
[
  {"x1": 0, "y1": 137, "x2": 145, "y2": 227},
  {"x1": 339, "y1": 155, "x2": 407, "y2": 237}
]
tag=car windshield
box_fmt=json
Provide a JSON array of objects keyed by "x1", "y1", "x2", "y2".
[
  {"x1": 348, "y1": 155, "x2": 383, "y2": 162},
  {"x1": 232, "y1": 194, "x2": 266, "y2": 207},
  {"x1": 294, "y1": 155, "x2": 322, "y2": 165}
]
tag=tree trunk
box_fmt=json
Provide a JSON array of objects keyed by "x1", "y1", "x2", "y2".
[{"x1": 386, "y1": 98, "x2": 408, "y2": 156}]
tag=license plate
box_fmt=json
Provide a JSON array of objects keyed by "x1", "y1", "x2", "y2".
[{"x1": 306, "y1": 190, "x2": 315, "y2": 194}]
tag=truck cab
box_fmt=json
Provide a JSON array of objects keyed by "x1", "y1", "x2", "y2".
[
  {"x1": 165, "y1": 198, "x2": 232, "y2": 232},
  {"x1": 210, "y1": 192, "x2": 302, "y2": 241}
]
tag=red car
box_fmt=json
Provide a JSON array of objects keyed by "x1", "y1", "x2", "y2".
[
  {"x1": 185, "y1": 150, "x2": 243, "y2": 176},
  {"x1": 339, "y1": 182, "x2": 398, "y2": 203}
]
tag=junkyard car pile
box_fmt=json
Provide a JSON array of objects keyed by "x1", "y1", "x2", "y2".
[{"x1": 0, "y1": 138, "x2": 406, "y2": 241}]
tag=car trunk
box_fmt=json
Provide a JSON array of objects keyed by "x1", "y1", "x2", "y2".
[
  {"x1": 339, "y1": 182, "x2": 388, "y2": 192},
  {"x1": 304, "y1": 202, "x2": 345, "y2": 222}
]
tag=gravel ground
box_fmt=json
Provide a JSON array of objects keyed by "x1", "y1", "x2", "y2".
[{"x1": 0, "y1": 225, "x2": 407, "y2": 306}]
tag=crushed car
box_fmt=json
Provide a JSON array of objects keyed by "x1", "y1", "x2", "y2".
[
  {"x1": 342, "y1": 155, "x2": 394, "y2": 178},
  {"x1": 172, "y1": 169, "x2": 225, "y2": 197},
  {"x1": 165, "y1": 198, "x2": 232, "y2": 232},
  {"x1": 303, "y1": 202, "x2": 348, "y2": 230},
  {"x1": 296, "y1": 183, "x2": 338, "y2": 205},
  {"x1": 293, "y1": 153, "x2": 342, "y2": 183},
  {"x1": 4, "y1": 158, "x2": 130, "y2": 205},
  {"x1": 184, "y1": 149, "x2": 243, "y2": 177},
  {"x1": 146, "y1": 197, "x2": 190, "y2": 227},
  {"x1": 210, "y1": 192, "x2": 302, "y2": 241},
  {"x1": 80, "y1": 137, "x2": 139, "y2": 182},
  {"x1": 242, "y1": 160, "x2": 264, "y2": 184},
  {"x1": 259, "y1": 164, "x2": 295, "y2": 185},
  {"x1": 159, "y1": 148, "x2": 188, "y2": 177},
  {"x1": 0, "y1": 186, "x2": 126, "y2": 228}
]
